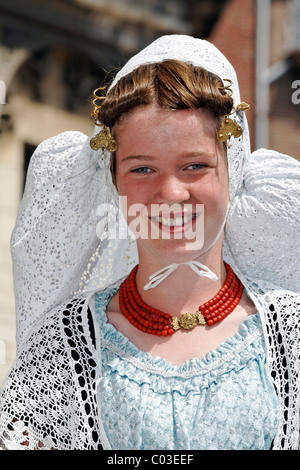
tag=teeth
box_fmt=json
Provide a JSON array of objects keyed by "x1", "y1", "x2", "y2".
[{"x1": 154, "y1": 215, "x2": 194, "y2": 227}]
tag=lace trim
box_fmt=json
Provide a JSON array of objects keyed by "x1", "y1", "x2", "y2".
[{"x1": 100, "y1": 327, "x2": 262, "y2": 379}]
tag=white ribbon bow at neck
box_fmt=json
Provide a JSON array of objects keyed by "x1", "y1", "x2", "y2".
[{"x1": 143, "y1": 261, "x2": 219, "y2": 290}]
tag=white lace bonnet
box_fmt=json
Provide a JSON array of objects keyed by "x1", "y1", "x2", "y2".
[{"x1": 12, "y1": 35, "x2": 300, "y2": 346}]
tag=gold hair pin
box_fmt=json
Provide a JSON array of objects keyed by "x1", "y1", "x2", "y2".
[
  {"x1": 89, "y1": 87, "x2": 118, "y2": 153},
  {"x1": 217, "y1": 116, "x2": 243, "y2": 146},
  {"x1": 217, "y1": 82, "x2": 250, "y2": 147},
  {"x1": 236, "y1": 102, "x2": 251, "y2": 112},
  {"x1": 218, "y1": 78, "x2": 233, "y2": 96}
]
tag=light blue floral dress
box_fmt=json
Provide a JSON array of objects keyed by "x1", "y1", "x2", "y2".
[{"x1": 95, "y1": 287, "x2": 279, "y2": 450}]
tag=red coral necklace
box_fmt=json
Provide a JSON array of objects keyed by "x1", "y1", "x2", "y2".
[{"x1": 118, "y1": 262, "x2": 244, "y2": 336}]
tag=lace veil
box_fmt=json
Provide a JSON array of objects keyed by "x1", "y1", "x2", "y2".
[{"x1": 11, "y1": 35, "x2": 300, "y2": 348}]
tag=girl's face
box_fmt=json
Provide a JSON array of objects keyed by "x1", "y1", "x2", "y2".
[{"x1": 113, "y1": 104, "x2": 229, "y2": 265}]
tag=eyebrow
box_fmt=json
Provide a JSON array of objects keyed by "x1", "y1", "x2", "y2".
[
  {"x1": 120, "y1": 155, "x2": 154, "y2": 164},
  {"x1": 120, "y1": 151, "x2": 215, "y2": 164},
  {"x1": 182, "y1": 151, "x2": 216, "y2": 160}
]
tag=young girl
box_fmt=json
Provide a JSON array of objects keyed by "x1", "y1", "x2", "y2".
[{"x1": 0, "y1": 35, "x2": 299, "y2": 450}]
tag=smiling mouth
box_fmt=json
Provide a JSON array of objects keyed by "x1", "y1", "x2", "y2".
[
  {"x1": 149, "y1": 212, "x2": 200, "y2": 236},
  {"x1": 151, "y1": 214, "x2": 196, "y2": 227}
]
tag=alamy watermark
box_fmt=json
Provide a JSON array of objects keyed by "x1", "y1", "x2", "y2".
[
  {"x1": 292, "y1": 80, "x2": 300, "y2": 105},
  {"x1": 0, "y1": 80, "x2": 6, "y2": 104},
  {"x1": 96, "y1": 197, "x2": 205, "y2": 250}
]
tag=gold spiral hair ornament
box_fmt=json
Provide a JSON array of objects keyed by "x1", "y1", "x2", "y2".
[
  {"x1": 218, "y1": 78, "x2": 233, "y2": 96},
  {"x1": 217, "y1": 79, "x2": 250, "y2": 147},
  {"x1": 89, "y1": 87, "x2": 118, "y2": 153}
]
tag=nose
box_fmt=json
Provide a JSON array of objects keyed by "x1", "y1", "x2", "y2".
[{"x1": 154, "y1": 174, "x2": 191, "y2": 204}]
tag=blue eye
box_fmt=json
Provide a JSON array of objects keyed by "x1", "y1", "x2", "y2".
[
  {"x1": 132, "y1": 167, "x2": 152, "y2": 174},
  {"x1": 186, "y1": 163, "x2": 207, "y2": 170}
]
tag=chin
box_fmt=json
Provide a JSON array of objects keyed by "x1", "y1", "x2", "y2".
[
  {"x1": 138, "y1": 226, "x2": 224, "y2": 266},
  {"x1": 137, "y1": 238, "x2": 204, "y2": 265}
]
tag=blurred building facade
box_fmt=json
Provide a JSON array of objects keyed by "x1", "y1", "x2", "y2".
[{"x1": 0, "y1": 0, "x2": 299, "y2": 385}]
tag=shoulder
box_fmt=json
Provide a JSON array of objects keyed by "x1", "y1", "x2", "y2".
[
  {"x1": 16, "y1": 294, "x2": 97, "y2": 359},
  {"x1": 246, "y1": 277, "x2": 299, "y2": 305},
  {"x1": 0, "y1": 294, "x2": 102, "y2": 450},
  {"x1": 244, "y1": 279, "x2": 300, "y2": 346},
  {"x1": 245, "y1": 278, "x2": 300, "y2": 305},
  {"x1": 239, "y1": 276, "x2": 299, "y2": 329},
  {"x1": 2, "y1": 294, "x2": 99, "y2": 411}
]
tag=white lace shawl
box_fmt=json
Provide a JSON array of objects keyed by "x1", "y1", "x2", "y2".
[
  {"x1": 0, "y1": 282, "x2": 299, "y2": 450},
  {"x1": 0, "y1": 135, "x2": 299, "y2": 449},
  {"x1": 0, "y1": 35, "x2": 299, "y2": 449}
]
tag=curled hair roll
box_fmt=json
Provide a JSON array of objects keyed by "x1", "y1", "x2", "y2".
[{"x1": 98, "y1": 60, "x2": 234, "y2": 128}]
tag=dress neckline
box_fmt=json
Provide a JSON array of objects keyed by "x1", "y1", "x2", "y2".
[{"x1": 94, "y1": 286, "x2": 262, "y2": 375}]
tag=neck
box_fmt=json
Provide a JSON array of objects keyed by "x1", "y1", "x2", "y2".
[{"x1": 135, "y1": 242, "x2": 226, "y2": 317}]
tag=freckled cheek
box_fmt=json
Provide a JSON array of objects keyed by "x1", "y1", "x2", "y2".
[
  {"x1": 117, "y1": 181, "x2": 150, "y2": 204},
  {"x1": 116, "y1": 170, "x2": 151, "y2": 199},
  {"x1": 193, "y1": 179, "x2": 229, "y2": 218},
  {"x1": 115, "y1": 177, "x2": 153, "y2": 225}
]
